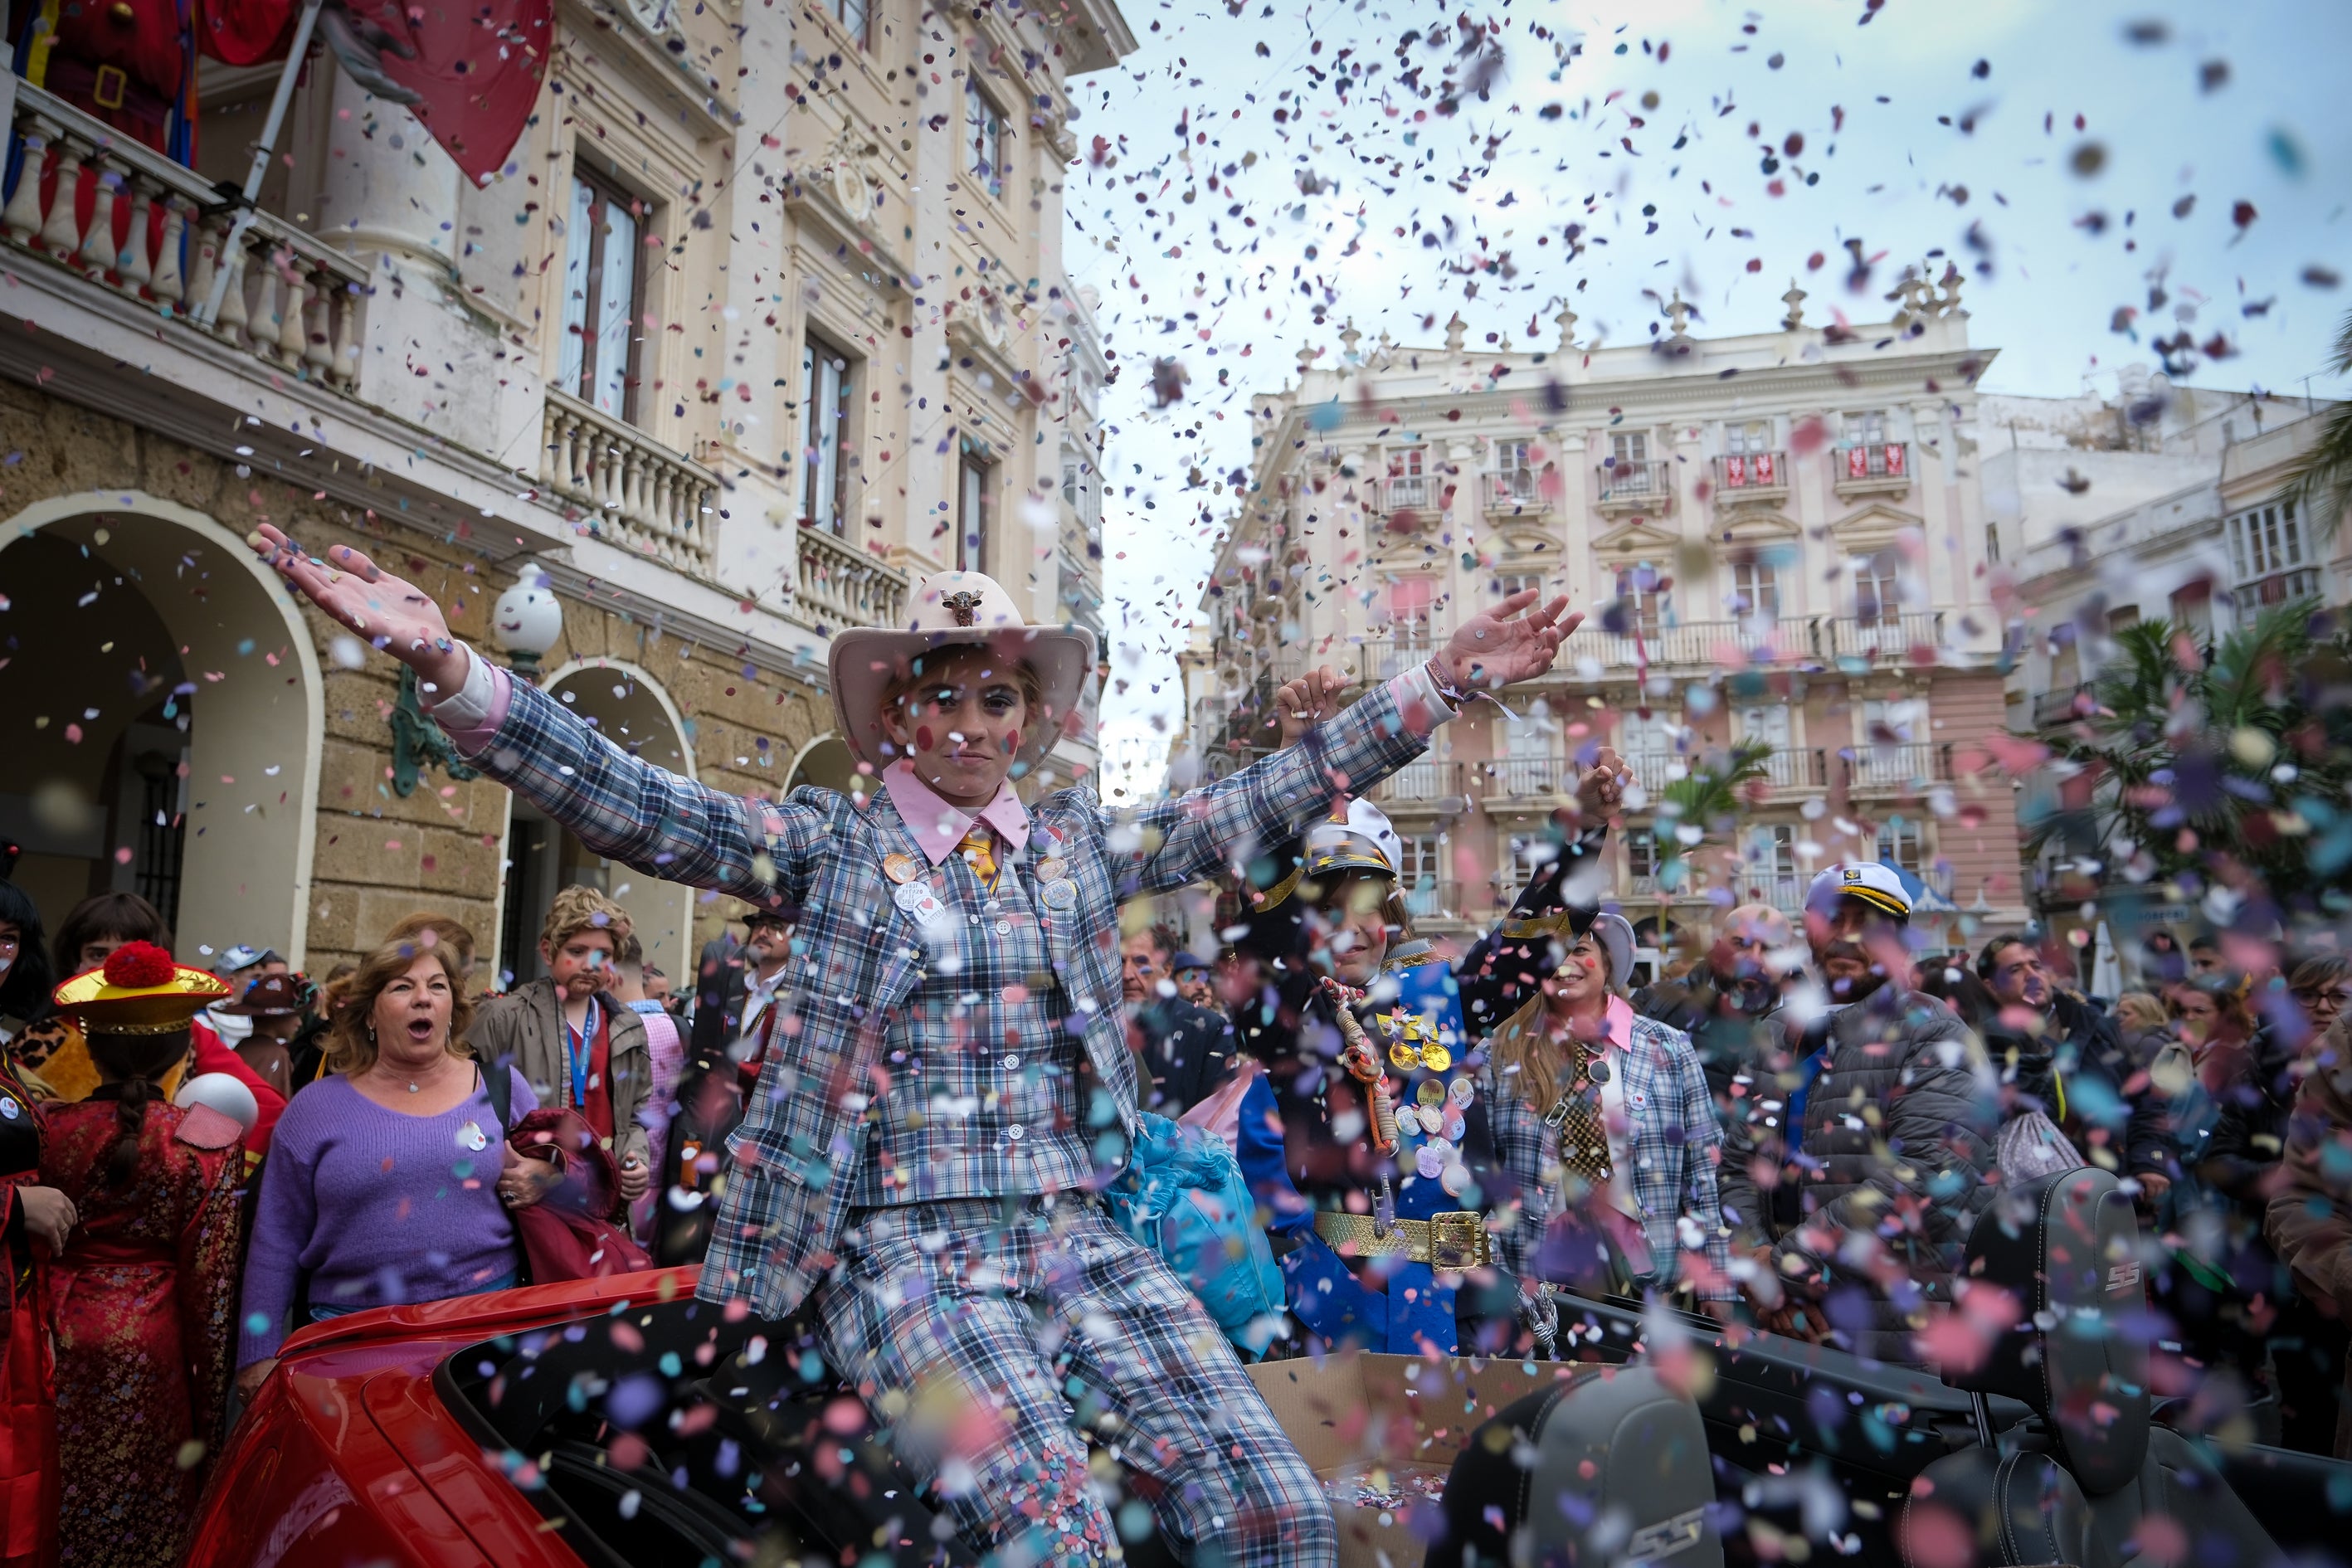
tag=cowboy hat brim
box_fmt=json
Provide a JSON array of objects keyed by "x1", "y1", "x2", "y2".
[{"x1": 828, "y1": 624, "x2": 1097, "y2": 773}]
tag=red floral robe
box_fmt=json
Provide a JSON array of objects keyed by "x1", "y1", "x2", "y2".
[
  {"x1": 39, "y1": 1098, "x2": 242, "y2": 1568},
  {"x1": 0, "y1": 1057, "x2": 56, "y2": 1568}
]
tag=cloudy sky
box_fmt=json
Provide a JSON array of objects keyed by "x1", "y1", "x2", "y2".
[{"x1": 1058, "y1": 0, "x2": 2352, "y2": 796}]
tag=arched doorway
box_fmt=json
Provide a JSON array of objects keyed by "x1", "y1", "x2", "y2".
[
  {"x1": 784, "y1": 733, "x2": 858, "y2": 795},
  {"x1": 0, "y1": 495, "x2": 324, "y2": 966},
  {"x1": 494, "y1": 660, "x2": 697, "y2": 989}
]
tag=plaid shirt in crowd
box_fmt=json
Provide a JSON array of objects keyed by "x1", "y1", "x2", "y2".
[
  {"x1": 457, "y1": 672, "x2": 1436, "y2": 1319},
  {"x1": 1482, "y1": 1005, "x2": 1736, "y2": 1302}
]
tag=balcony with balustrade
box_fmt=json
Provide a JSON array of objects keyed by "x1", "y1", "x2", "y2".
[
  {"x1": 1399, "y1": 879, "x2": 1468, "y2": 928},
  {"x1": 1486, "y1": 470, "x2": 1542, "y2": 515},
  {"x1": 784, "y1": 526, "x2": 910, "y2": 633},
  {"x1": 2, "y1": 83, "x2": 369, "y2": 395},
  {"x1": 1833, "y1": 441, "x2": 1911, "y2": 498},
  {"x1": 1379, "y1": 474, "x2": 1435, "y2": 517},
  {"x1": 541, "y1": 392, "x2": 722, "y2": 577},
  {"x1": 1365, "y1": 759, "x2": 1467, "y2": 814},
  {"x1": 1476, "y1": 754, "x2": 1577, "y2": 806},
  {"x1": 2033, "y1": 686, "x2": 2091, "y2": 729},
  {"x1": 1594, "y1": 458, "x2": 1675, "y2": 518},
  {"x1": 1822, "y1": 610, "x2": 1944, "y2": 663},
  {"x1": 1843, "y1": 742, "x2": 1954, "y2": 796},
  {"x1": 1712, "y1": 451, "x2": 1789, "y2": 505}
]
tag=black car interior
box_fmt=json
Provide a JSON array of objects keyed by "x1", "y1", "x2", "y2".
[{"x1": 432, "y1": 1171, "x2": 2352, "y2": 1568}]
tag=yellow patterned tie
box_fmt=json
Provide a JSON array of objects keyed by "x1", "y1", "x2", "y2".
[
  {"x1": 1548, "y1": 1045, "x2": 1615, "y2": 1200},
  {"x1": 957, "y1": 825, "x2": 999, "y2": 888}
]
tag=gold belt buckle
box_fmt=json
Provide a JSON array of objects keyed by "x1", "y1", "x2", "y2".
[
  {"x1": 92, "y1": 65, "x2": 128, "y2": 110},
  {"x1": 1429, "y1": 1210, "x2": 1487, "y2": 1271}
]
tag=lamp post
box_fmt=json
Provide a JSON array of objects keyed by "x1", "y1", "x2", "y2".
[{"x1": 493, "y1": 568, "x2": 564, "y2": 684}]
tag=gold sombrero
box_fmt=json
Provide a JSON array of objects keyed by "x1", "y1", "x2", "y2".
[{"x1": 52, "y1": 947, "x2": 231, "y2": 1036}]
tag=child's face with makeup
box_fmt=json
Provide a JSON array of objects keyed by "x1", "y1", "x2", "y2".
[{"x1": 880, "y1": 645, "x2": 1033, "y2": 808}]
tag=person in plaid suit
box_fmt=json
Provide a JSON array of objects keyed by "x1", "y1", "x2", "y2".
[
  {"x1": 1482, "y1": 911, "x2": 1736, "y2": 1317},
  {"x1": 249, "y1": 523, "x2": 1580, "y2": 1566}
]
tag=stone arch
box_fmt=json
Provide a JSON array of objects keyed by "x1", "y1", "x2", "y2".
[
  {"x1": 496, "y1": 658, "x2": 699, "y2": 988},
  {"x1": 784, "y1": 732, "x2": 859, "y2": 795},
  {"x1": 0, "y1": 491, "x2": 325, "y2": 966}
]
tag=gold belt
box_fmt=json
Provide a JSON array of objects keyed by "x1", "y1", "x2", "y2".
[{"x1": 1314, "y1": 1209, "x2": 1492, "y2": 1270}]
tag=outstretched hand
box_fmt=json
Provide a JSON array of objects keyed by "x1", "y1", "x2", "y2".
[
  {"x1": 247, "y1": 524, "x2": 470, "y2": 697},
  {"x1": 1271, "y1": 665, "x2": 1346, "y2": 747},
  {"x1": 1434, "y1": 590, "x2": 1581, "y2": 693}
]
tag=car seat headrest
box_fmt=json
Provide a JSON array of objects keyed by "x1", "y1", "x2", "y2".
[{"x1": 1946, "y1": 1167, "x2": 2150, "y2": 1496}]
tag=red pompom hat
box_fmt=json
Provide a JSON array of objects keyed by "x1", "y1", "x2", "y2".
[{"x1": 51, "y1": 942, "x2": 231, "y2": 1037}]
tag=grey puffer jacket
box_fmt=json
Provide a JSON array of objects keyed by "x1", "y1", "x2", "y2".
[{"x1": 1717, "y1": 984, "x2": 1997, "y2": 1364}]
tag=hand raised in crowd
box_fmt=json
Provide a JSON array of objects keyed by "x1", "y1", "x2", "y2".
[
  {"x1": 1432, "y1": 588, "x2": 1583, "y2": 692},
  {"x1": 1568, "y1": 745, "x2": 1629, "y2": 823},
  {"x1": 246, "y1": 523, "x2": 469, "y2": 698},
  {"x1": 16, "y1": 1185, "x2": 76, "y2": 1254},
  {"x1": 1272, "y1": 665, "x2": 1347, "y2": 747}
]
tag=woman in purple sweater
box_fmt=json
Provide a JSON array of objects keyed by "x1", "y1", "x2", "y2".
[{"x1": 233, "y1": 938, "x2": 546, "y2": 1397}]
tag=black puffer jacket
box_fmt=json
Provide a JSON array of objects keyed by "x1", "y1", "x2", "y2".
[{"x1": 1717, "y1": 985, "x2": 1997, "y2": 1364}]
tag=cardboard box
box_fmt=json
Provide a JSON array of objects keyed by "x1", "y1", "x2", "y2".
[{"x1": 1245, "y1": 1352, "x2": 1593, "y2": 1568}]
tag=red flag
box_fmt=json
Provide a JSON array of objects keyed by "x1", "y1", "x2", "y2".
[{"x1": 355, "y1": 0, "x2": 553, "y2": 185}]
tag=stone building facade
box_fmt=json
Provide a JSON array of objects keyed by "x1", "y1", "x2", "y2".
[
  {"x1": 0, "y1": 0, "x2": 1131, "y2": 988},
  {"x1": 1185, "y1": 285, "x2": 2029, "y2": 969}
]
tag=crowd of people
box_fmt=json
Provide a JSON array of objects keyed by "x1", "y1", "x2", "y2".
[
  {"x1": 0, "y1": 874, "x2": 695, "y2": 1566},
  {"x1": 0, "y1": 536, "x2": 2346, "y2": 1567}
]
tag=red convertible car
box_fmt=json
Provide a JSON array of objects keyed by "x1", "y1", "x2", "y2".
[
  {"x1": 183, "y1": 1172, "x2": 2352, "y2": 1568},
  {"x1": 182, "y1": 1265, "x2": 984, "y2": 1568}
]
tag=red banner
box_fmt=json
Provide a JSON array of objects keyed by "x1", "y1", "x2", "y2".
[{"x1": 355, "y1": 0, "x2": 553, "y2": 185}]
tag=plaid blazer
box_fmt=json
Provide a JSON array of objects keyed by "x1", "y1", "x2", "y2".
[
  {"x1": 1483, "y1": 1005, "x2": 1735, "y2": 1301},
  {"x1": 460, "y1": 674, "x2": 1431, "y2": 1317}
]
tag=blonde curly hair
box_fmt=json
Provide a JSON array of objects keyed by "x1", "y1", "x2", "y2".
[{"x1": 539, "y1": 885, "x2": 632, "y2": 955}]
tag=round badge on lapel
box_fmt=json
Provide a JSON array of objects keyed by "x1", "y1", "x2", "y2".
[
  {"x1": 456, "y1": 1120, "x2": 489, "y2": 1153},
  {"x1": 1043, "y1": 879, "x2": 1079, "y2": 912},
  {"x1": 883, "y1": 853, "x2": 919, "y2": 885},
  {"x1": 894, "y1": 879, "x2": 933, "y2": 913},
  {"x1": 1394, "y1": 1103, "x2": 1423, "y2": 1138},
  {"x1": 1447, "y1": 1076, "x2": 1475, "y2": 1109},
  {"x1": 1415, "y1": 1144, "x2": 1445, "y2": 1180},
  {"x1": 1586, "y1": 1058, "x2": 1613, "y2": 1087},
  {"x1": 1036, "y1": 857, "x2": 1069, "y2": 883},
  {"x1": 0, "y1": 1095, "x2": 17, "y2": 1120}
]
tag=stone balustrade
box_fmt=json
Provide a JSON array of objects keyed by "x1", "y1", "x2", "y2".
[
  {"x1": 788, "y1": 524, "x2": 909, "y2": 631},
  {"x1": 1, "y1": 83, "x2": 368, "y2": 390},
  {"x1": 540, "y1": 390, "x2": 718, "y2": 577}
]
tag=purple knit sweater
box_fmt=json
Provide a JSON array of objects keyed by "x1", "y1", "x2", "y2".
[{"x1": 236, "y1": 1067, "x2": 539, "y2": 1366}]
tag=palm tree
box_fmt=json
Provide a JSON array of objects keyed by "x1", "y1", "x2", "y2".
[
  {"x1": 2030, "y1": 604, "x2": 2352, "y2": 922},
  {"x1": 1647, "y1": 740, "x2": 1773, "y2": 897},
  {"x1": 2282, "y1": 307, "x2": 2352, "y2": 543}
]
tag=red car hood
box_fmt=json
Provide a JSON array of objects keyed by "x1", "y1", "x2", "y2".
[{"x1": 185, "y1": 1267, "x2": 704, "y2": 1568}]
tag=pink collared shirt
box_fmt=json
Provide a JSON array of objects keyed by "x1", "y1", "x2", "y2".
[{"x1": 882, "y1": 758, "x2": 1031, "y2": 864}]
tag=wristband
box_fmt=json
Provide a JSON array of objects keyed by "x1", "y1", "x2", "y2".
[{"x1": 1423, "y1": 655, "x2": 1468, "y2": 710}]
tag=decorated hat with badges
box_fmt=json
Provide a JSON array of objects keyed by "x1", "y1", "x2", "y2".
[
  {"x1": 52, "y1": 942, "x2": 231, "y2": 1036},
  {"x1": 827, "y1": 570, "x2": 1097, "y2": 772}
]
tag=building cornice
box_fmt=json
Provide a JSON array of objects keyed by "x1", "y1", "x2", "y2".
[
  {"x1": 1256, "y1": 349, "x2": 1996, "y2": 460},
  {"x1": 533, "y1": 553, "x2": 833, "y2": 688}
]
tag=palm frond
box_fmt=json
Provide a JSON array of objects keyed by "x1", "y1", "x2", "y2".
[{"x1": 2280, "y1": 308, "x2": 2352, "y2": 543}]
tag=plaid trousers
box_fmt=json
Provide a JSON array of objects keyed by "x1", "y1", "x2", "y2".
[{"x1": 816, "y1": 1196, "x2": 1336, "y2": 1566}]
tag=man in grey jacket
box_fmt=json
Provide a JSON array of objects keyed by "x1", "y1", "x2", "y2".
[{"x1": 1716, "y1": 863, "x2": 1996, "y2": 1365}]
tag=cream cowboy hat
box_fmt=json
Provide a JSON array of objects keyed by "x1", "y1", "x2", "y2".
[{"x1": 828, "y1": 570, "x2": 1097, "y2": 772}]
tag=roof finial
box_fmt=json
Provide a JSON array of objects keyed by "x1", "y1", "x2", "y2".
[
  {"x1": 1665, "y1": 290, "x2": 1692, "y2": 343},
  {"x1": 1780, "y1": 280, "x2": 1808, "y2": 331},
  {"x1": 1444, "y1": 313, "x2": 1468, "y2": 353},
  {"x1": 1554, "y1": 299, "x2": 1579, "y2": 352}
]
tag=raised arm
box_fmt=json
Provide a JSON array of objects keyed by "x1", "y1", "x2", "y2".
[
  {"x1": 1124, "y1": 592, "x2": 1583, "y2": 896},
  {"x1": 248, "y1": 526, "x2": 822, "y2": 906}
]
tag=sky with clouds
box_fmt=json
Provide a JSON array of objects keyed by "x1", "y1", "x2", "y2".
[{"x1": 1057, "y1": 0, "x2": 2352, "y2": 797}]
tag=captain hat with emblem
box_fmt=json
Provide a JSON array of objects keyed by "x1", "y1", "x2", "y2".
[
  {"x1": 52, "y1": 941, "x2": 231, "y2": 1035},
  {"x1": 1251, "y1": 797, "x2": 1405, "y2": 919},
  {"x1": 827, "y1": 570, "x2": 1097, "y2": 772},
  {"x1": 1807, "y1": 861, "x2": 1914, "y2": 920}
]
